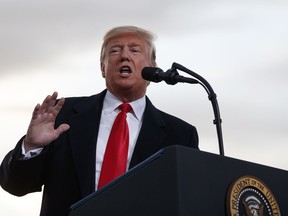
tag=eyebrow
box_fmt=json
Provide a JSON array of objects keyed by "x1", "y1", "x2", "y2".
[{"x1": 109, "y1": 42, "x2": 142, "y2": 48}]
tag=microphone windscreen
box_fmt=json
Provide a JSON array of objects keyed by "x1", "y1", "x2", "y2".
[{"x1": 141, "y1": 67, "x2": 159, "y2": 82}]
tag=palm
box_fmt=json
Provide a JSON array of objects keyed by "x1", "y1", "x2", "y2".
[{"x1": 25, "y1": 92, "x2": 70, "y2": 150}]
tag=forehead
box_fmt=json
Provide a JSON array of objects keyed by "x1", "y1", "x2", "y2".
[{"x1": 107, "y1": 33, "x2": 147, "y2": 47}]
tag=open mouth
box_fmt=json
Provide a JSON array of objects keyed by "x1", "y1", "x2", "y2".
[{"x1": 119, "y1": 66, "x2": 132, "y2": 75}]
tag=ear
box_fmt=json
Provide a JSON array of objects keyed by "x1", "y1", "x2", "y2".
[
  {"x1": 151, "y1": 60, "x2": 157, "y2": 67},
  {"x1": 100, "y1": 62, "x2": 105, "y2": 78}
]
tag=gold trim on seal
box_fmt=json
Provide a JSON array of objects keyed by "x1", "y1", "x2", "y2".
[{"x1": 226, "y1": 175, "x2": 281, "y2": 216}]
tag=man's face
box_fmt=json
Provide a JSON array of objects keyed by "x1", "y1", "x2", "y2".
[{"x1": 101, "y1": 33, "x2": 154, "y2": 101}]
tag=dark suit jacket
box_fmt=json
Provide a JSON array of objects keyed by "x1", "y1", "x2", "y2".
[{"x1": 0, "y1": 90, "x2": 198, "y2": 216}]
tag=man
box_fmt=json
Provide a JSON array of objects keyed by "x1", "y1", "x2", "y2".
[{"x1": 0, "y1": 26, "x2": 199, "y2": 215}]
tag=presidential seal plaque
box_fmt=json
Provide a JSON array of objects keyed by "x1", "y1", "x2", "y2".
[{"x1": 226, "y1": 175, "x2": 281, "y2": 216}]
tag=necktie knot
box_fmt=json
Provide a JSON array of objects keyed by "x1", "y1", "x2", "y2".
[{"x1": 119, "y1": 103, "x2": 132, "y2": 113}]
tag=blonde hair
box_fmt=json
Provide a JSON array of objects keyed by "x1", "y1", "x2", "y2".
[{"x1": 100, "y1": 26, "x2": 157, "y2": 65}]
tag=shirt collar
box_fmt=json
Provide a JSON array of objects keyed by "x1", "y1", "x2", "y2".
[{"x1": 103, "y1": 90, "x2": 146, "y2": 121}]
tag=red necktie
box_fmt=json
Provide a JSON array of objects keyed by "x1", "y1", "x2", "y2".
[{"x1": 98, "y1": 103, "x2": 132, "y2": 189}]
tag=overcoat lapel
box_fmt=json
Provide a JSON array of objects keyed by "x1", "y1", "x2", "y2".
[
  {"x1": 68, "y1": 91, "x2": 106, "y2": 197},
  {"x1": 129, "y1": 97, "x2": 167, "y2": 168}
]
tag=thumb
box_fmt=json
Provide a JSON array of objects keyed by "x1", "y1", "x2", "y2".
[{"x1": 55, "y1": 124, "x2": 70, "y2": 136}]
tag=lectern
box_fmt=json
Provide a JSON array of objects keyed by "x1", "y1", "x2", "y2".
[{"x1": 69, "y1": 145, "x2": 288, "y2": 215}]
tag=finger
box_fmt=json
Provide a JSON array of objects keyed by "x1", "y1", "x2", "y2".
[
  {"x1": 51, "y1": 97, "x2": 65, "y2": 117},
  {"x1": 45, "y1": 91, "x2": 58, "y2": 113},
  {"x1": 31, "y1": 103, "x2": 41, "y2": 120},
  {"x1": 51, "y1": 91, "x2": 58, "y2": 100},
  {"x1": 55, "y1": 123, "x2": 70, "y2": 136},
  {"x1": 38, "y1": 94, "x2": 52, "y2": 114},
  {"x1": 39, "y1": 92, "x2": 58, "y2": 114}
]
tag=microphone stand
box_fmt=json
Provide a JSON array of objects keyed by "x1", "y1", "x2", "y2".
[{"x1": 171, "y1": 62, "x2": 225, "y2": 156}]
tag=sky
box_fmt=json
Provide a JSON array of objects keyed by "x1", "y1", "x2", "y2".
[{"x1": 0, "y1": 0, "x2": 288, "y2": 215}]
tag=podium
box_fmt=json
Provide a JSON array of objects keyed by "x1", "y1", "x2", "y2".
[{"x1": 69, "y1": 145, "x2": 288, "y2": 215}]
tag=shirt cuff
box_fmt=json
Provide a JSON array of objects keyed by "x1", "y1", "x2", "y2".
[{"x1": 21, "y1": 140, "x2": 43, "y2": 159}]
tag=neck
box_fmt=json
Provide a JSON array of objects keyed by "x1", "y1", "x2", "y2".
[{"x1": 108, "y1": 89, "x2": 145, "y2": 103}]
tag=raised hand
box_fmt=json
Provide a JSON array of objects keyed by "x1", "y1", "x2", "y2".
[{"x1": 24, "y1": 92, "x2": 70, "y2": 152}]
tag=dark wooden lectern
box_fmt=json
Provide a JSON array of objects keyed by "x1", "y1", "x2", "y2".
[{"x1": 69, "y1": 145, "x2": 288, "y2": 215}]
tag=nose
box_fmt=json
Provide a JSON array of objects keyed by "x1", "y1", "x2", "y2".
[{"x1": 120, "y1": 47, "x2": 131, "y2": 62}]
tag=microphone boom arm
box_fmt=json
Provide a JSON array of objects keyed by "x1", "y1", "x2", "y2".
[{"x1": 172, "y1": 62, "x2": 225, "y2": 156}]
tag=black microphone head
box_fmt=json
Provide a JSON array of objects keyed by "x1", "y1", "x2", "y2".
[{"x1": 142, "y1": 67, "x2": 163, "y2": 83}]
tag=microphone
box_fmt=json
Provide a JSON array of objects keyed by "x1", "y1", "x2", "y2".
[
  {"x1": 142, "y1": 67, "x2": 199, "y2": 85},
  {"x1": 142, "y1": 62, "x2": 225, "y2": 156}
]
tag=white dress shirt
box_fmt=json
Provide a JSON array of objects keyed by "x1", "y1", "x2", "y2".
[{"x1": 95, "y1": 91, "x2": 145, "y2": 189}]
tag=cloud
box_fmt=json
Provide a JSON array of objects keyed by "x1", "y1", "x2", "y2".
[
  {"x1": 0, "y1": 0, "x2": 171, "y2": 73},
  {"x1": 1, "y1": 0, "x2": 288, "y2": 214}
]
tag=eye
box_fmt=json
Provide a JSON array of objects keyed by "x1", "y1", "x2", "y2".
[
  {"x1": 130, "y1": 47, "x2": 141, "y2": 53},
  {"x1": 109, "y1": 47, "x2": 121, "y2": 54}
]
